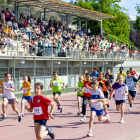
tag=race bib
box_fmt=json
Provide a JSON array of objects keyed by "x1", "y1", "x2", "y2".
[
  {"x1": 85, "y1": 87, "x2": 91, "y2": 93},
  {"x1": 34, "y1": 107, "x2": 43, "y2": 115},
  {"x1": 117, "y1": 89, "x2": 123, "y2": 95},
  {"x1": 53, "y1": 82, "x2": 59, "y2": 86},
  {"x1": 23, "y1": 89, "x2": 27, "y2": 93},
  {"x1": 127, "y1": 82, "x2": 132, "y2": 87},
  {"x1": 78, "y1": 87, "x2": 82, "y2": 91}
]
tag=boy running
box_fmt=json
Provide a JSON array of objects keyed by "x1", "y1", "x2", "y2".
[{"x1": 50, "y1": 71, "x2": 65, "y2": 113}]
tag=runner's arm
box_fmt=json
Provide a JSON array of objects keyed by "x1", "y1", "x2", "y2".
[{"x1": 25, "y1": 105, "x2": 33, "y2": 112}]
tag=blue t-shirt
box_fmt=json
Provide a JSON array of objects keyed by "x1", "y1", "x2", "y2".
[{"x1": 91, "y1": 72, "x2": 99, "y2": 80}]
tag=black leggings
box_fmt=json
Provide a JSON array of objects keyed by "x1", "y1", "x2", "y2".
[{"x1": 81, "y1": 97, "x2": 91, "y2": 115}]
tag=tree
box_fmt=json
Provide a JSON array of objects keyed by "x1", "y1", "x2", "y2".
[
  {"x1": 74, "y1": 0, "x2": 130, "y2": 44},
  {"x1": 134, "y1": 4, "x2": 140, "y2": 32}
]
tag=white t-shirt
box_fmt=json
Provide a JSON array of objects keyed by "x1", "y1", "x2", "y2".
[
  {"x1": 3, "y1": 81, "x2": 15, "y2": 99},
  {"x1": 8, "y1": 21, "x2": 12, "y2": 26}
]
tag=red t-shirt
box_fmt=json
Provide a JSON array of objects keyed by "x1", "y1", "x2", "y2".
[
  {"x1": 131, "y1": 71, "x2": 136, "y2": 77},
  {"x1": 83, "y1": 81, "x2": 91, "y2": 97},
  {"x1": 97, "y1": 79, "x2": 108, "y2": 92},
  {"x1": 30, "y1": 94, "x2": 52, "y2": 120}
]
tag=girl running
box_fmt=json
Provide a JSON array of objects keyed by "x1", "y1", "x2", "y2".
[
  {"x1": 125, "y1": 70, "x2": 138, "y2": 111},
  {"x1": 20, "y1": 75, "x2": 32, "y2": 117},
  {"x1": 110, "y1": 75, "x2": 128, "y2": 123},
  {"x1": 75, "y1": 76, "x2": 84, "y2": 115},
  {"x1": 50, "y1": 71, "x2": 65, "y2": 113},
  {"x1": 86, "y1": 81, "x2": 110, "y2": 137},
  {"x1": 80, "y1": 73, "x2": 91, "y2": 122},
  {"x1": 0, "y1": 73, "x2": 22, "y2": 122},
  {"x1": 25, "y1": 82, "x2": 55, "y2": 139},
  {"x1": 97, "y1": 72, "x2": 111, "y2": 115}
]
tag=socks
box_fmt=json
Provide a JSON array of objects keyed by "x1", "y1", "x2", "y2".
[
  {"x1": 130, "y1": 104, "x2": 132, "y2": 108},
  {"x1": 89, "y1": 130, "x2": 92, "y2": 132},
  {"x1": 3, "y1": 114, "x2": 6, "y2": 118}
]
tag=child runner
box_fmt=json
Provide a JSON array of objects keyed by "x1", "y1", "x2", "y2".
[
  {"x1": 75, "y1": 76, "x2": 84, "y2": 115},
  {"x1": 50, "y1": 71, "x2": 65, "y2": 113},
  {"x1": 25, "y1": 82, "x2": 55, "y2": 139},
  {"x1": 20, "y1": 75, "x2": 32, "y2": 117},
  {"x1": 0, "y1": 73, "x2": 22, "y2": 122},
  {"x1": 110, "y1": 75, "x2": 128, "y2": 123},
  {"x1": 80, "y1": 73, "x2": 91, "y2": 122},
  {"x1": 116, "y1": 67, "x2": 126, "y2": 82},
  {"x1": 91, "y1": 67, "x2": 99, "y2": 80},
  {"x1": 125, "y1": 70, "x2": 138, "y2": 111},
  {"x1": 86, "y1": 81, "x2": 110, "y2": 137},
  {"x1": 97, "y1": 72, "x2": 111, "y2": 115}
]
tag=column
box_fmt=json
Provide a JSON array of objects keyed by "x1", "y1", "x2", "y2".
[
  {"x1": 34, "y1": 58, "x2": 36, "y2": 84},
  {"x1": 79, "y1": 20, "x2": 81, "y2": 31},
  {"x1": 80, "y1": 59, "x2": 82, "y2": 75},
  {"x1": 66, "y1": 14, "x2": 68, "y2": 28},
  {"x1": 51, "y1": 58, "x2": 53, "y2": 76},
  {"x1": 100, "y1": 19, "x2": 103, "y2": 35},
  {"x1": 112, "y1": 60, "x2": 114, "y2": 73}
]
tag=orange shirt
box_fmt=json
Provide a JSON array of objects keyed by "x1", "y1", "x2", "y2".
[
  {"x1": 97, "y1": 79, "x2": 108, "y2": 92},
  {"x1": 83, "y1": 81, "x2": 91, "y2": 97},
  {"x1": 129, "y1": 50, "x2": 132, "y2": 54}
]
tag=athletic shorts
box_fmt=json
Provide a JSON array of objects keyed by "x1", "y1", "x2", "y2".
[
  {"x1": 115, "y1": 100, "x2": 126, "y2": 105},
  {"x1": 129, "y1": 90, "x2": 136, "y2": 98},
  {"x1": 22, "y1": 95, "x2": 32, "y2": 103},
  {"x1": 91, "y1": 108, "x2": 103, "y2": 116},
  {"x1": 103, "y1": 91, "x2": 108, "y2": 98},
  {"x1": 53, "y1": 92, "x2": 61, "y2": 96},
  {"x1": 34, "y1": 119, "x2": 47, "y2": 126},
  {"x1": 3, "y1": 96, "x2": 15, "y2": 104}
]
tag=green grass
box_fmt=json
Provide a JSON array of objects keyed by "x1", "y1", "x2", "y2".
[{"x1": 0, "y1": 87, "x2": 76, "y2": 102}]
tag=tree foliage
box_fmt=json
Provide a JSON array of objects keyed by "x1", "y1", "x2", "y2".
[
  {"x1": 134, "y1": 4, "x2": 140, "y2": 32},
  {"x1": 74, "y1": 0, "x2": 130, "y2": 44}
]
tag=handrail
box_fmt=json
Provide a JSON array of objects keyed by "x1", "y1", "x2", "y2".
[{"x1": 105, "y1": 32, "x2": 140, "y2": 51}]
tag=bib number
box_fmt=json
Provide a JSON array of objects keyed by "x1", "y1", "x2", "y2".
[
  {"x1": 23, "y1": 89, "x2": 27, "y2": 93},
  {"x1": 34, "y1": 107, "x2": 43, "y2": 115},
  {"x1": 78, "y1": 87, "x2": 82, "y2": 91},
  {"x1": 127, "y1": 82, "x2": 132, "y2": 87},
  {"x1": 85, "y1": 87, "x2": 91, "y2": 93},
  {"x1": 53, "y1": 82, "x2": 59, "y2": 86},
  {"x1": 118, "y1": 89, "x2": 123, "y2": 95}
]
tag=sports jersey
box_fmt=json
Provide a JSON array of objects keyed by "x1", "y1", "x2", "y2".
[
  {"x1": 2, "y1": 81, "x2": 15, "y2": 99},
  {"x1": 97, "y1": 79, "x2": 108, "y2": 92},
  {"x1": 131, "y1": 71, "x2": 136, "y2": 77},
  {"x1": 52, "y1": 78, "x2": 63, "y2": 93},
  {"x1": 22, "y1": 81, "x2": 31, "y2": 96},
  {"x1": 117, "y1": 72, "x2": 126, "y2": 82},
  {"x1": 112, "y1": 82, "x2": 128, "y2": 100},
  {"x1": 83, "y1": 81, "x2": 91, "y2": 97},
  {"x1": 91, "y1": 72, "x2": 99, "y2": 80},
  {"x1": 77, "y1": 82, "x2": 84, "y2": 96},
  {"x1": 90, "y1": 89, "x2": 104, "y2": 110},
  {"x1": 125, "y1": 76, "x2": 138, "y2": 91},
  {"x1": 30, "y1": 94, "x2": 52, "y2": 120}
]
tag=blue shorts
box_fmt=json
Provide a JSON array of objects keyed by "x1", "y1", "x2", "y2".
[
  {"x1": 91, "y1": 108, "x2": 103, "y2": 116},
  {"x1": 129, "y1": 90, "x2": 136, "y2": 98},
  {"x1": 115, "y1": 100, "x2": 126, "y2": 105},
  {"x1": 34, "y1": 119, "x2": 47, "y2": 126},
  {"x1": 22, "y1": 95, "x2": 32, "y2": 103}
]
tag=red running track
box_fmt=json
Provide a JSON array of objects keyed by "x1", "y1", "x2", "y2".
[{"x1": 0, "y1": 93, "x2": 140, "y2": 140}]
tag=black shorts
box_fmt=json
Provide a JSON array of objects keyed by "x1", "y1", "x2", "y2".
[
  {"x1": 103, "y1": 91, "x2": 108, "y2": 98},
  {"x1": 115, "y1": 100, "x2": 126, "y2": 105},
  {"x1": 129, "y1": 90, "x2": 136, "y2": 98},
  {"x1": 34, "y1": 119, "x2": 47, "y2": 126},
  {"x1": 53, "y1": 92, "x2": 61, "y2": 96}
]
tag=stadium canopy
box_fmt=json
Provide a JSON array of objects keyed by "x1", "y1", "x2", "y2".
[{"x1": 12, "y1": 0, "x2": 115, "y2": 20}]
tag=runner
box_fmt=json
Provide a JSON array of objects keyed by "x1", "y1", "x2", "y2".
[
  {"x1": 91, "y1": 67, "x2": 99, "y2": 80},
  {"x1": 97, "y1": 72, "x2": 111, "y2": 116},
  {"x1": 125, "y1": 70, "x2": 138, "y2": 111},
  {"x1": 50, "y1": 71, "x2": 65, "y2": 113},
  {"x1": 83, "y1": 70, "x2": 88, "y2": 81},
  {"x1": 110, "y1": 75, "x2": 128, "y2": 123},
  {"x1": 25, "y1": 82, "x2": 55, "y2": 139},
  {"x1": 116, "y1": 67, "x2": 126, "y2": 82},
  {"x1": 20, "y1": 75, "x2": 32, "y2": 117},
  {"x1": 75, "y1": 76, "x2": 84, "y2": 115},
  {"x1": 0, "y1": 73, "x2": 22, "y2": 122},
  {"x1": 86, "y1": 81, "x2": 110, "y2": 137},
  {"x1": 80, "y1": 73, "x2": 91, "y2": 122},
  {"x1": 130, "y1": 67, "x2": 138, "y2": 78}
]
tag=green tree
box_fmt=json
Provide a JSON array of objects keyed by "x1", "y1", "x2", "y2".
[
  {"x1": 134, "y1": 4, "x2": 140, "y2": 32},
  {"x1": 74, "y1": 0, "x2": 130, "y2": 43}
]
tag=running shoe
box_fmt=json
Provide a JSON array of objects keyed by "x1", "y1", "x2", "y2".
[
  {"x1": 107, "y1": 101, "x2": 110, "y2": 108},
  {"x1": 18, "y1": 114, "x2": 22, "y2": 122},
  {"x1": 106, "y1": 114, "x2": 110, "y2": 123},
  {"x1": 87, "y1": 131, "x2": 93, "y2": 137},
  {"x1": 21, "y1": 112, "x2": 24, "y2": 117},
  {"x1": 60, "y1": 106, "x2": 64, "y2": 113},
  {"x1": 0, "y1": 116, "x2": 7, "y2": 121},
  {"x1": 58, "y1": 105, "x2": 61, "y2": 110},
  {"x1": 80, "y1": 117, "x2": 86, "y2": 122},
  {"x1": 128, "y1": 107, "x2": 133, "y2": 111},
  {"x1": 77, "y1": 111, "x2": 81, "y2": 115},
  {"x1": 120, "y1": 118, "x2": 124, "y2": 123},
  {"x1": 47, "y1": 127, "x2": 55, "y2": 139}
]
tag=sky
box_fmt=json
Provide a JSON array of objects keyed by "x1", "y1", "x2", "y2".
[{"x1": 63, "y1": 0, "x2": 139, "y2": 20}]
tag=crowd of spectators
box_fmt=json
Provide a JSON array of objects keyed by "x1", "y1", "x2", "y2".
[{"x1": 0, "y1": 8, "x2": 139, "y2": 60}]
